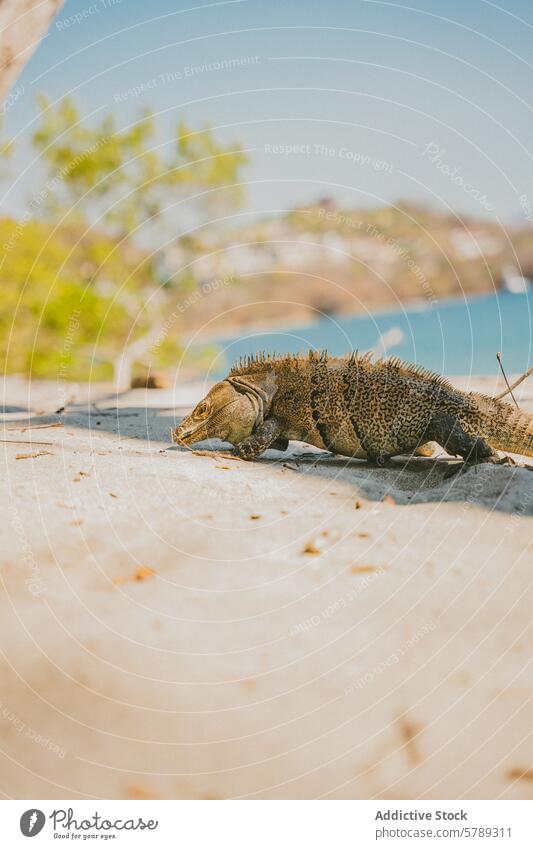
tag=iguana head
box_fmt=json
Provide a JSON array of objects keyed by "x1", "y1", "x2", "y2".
[{"x1": 172, "y1": 377, "x2": 262, "y2": 447}]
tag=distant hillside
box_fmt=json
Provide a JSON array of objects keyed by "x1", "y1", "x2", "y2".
[
  {"x1": 174, "y1": 201, "x2": 533, "y2": 337},
  {"x1": 3, "y1": 202, "x2": 531, "y2": 382}
]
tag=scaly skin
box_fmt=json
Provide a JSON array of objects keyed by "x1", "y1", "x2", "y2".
[{"x1": 173, "y1": 351, "x2": 533, "y2": 463}]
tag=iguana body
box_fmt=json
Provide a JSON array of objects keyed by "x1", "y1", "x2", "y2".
[{"x1": 173, "y1": 351, "x2": 533, "y2": 464}]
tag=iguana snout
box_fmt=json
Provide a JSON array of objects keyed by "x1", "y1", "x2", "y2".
[{"x1": 173, "y1": 379, "x2": 258, "y2": 447}]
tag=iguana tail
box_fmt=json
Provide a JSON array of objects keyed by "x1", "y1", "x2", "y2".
[{"x1": 470, "y1": 393, "x2": 533, "y2": 457}]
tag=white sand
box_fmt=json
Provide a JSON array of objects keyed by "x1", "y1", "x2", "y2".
[{"x1": 1, "y1": 375, "x2": 533, "y2": 799}]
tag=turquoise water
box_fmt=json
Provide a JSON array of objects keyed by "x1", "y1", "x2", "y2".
[{"x1": 208, "y1": 292, "x2": 533, "y2": 379}]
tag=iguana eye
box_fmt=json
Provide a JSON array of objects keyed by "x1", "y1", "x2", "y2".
[{"x1": 195, "y1": 401, "x2": 210, "y2": 419}]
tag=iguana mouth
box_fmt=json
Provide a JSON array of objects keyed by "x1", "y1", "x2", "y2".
[{"x1": 173, "y1": 421, "x2": 204, "y2": 445}]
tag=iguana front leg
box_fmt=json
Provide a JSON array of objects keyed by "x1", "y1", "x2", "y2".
[{"x1": 236, "y1": 417, "x2": 283, "y2": 460}]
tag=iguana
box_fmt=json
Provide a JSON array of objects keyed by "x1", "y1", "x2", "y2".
[{"x1": 173, "y1": 351, "x2": 533, "y2": 466}]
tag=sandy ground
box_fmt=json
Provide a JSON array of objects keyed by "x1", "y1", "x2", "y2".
[{"x1": 1, "y1": 373, "x2": 533, "y2": 800}]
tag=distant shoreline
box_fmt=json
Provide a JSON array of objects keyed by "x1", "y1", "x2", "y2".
[
  {"x1": 188, "y1": 290, "x2": 495, "y2": 346},
  {"x1": 188, "y1": 290, "x2": 532, "y2": 380}
]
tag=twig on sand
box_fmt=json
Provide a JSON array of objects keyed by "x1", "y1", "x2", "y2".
[
  {"x1": 16, "y1": 451, "x2": 54, "y2": 460},
  {"x1": 494, "y1": 366, "x2": 533, "y2": 401},
  {"x1": 192, "y1": 449, "x2": 241, "y2": 461},
  {"x1": 20, "y1": 421, "x2": 63, "y2": 432},
  {"x1": 496, "y1": 352, "x2": 519, "y2": 407},
  {"x1": 1, "y1": 438, "x2": 54, "y2": 446}
]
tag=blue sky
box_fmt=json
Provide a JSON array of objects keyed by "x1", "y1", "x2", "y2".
[{"x1": 3, "y1": 0, "x2": 533, "y2": 226}]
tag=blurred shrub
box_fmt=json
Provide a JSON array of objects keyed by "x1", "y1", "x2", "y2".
[{"x1": 0, "y1": 98, "x2": 247, "y2": 383}]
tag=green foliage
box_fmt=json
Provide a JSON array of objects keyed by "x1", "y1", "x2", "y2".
[
  {"x1": 32, "y1": 97, "x2": 248, "y2": 236},
  {"x1": 0, "y1": 97, "x2": 248, "y2": 381},
  {"x1": 0, "y1": 218, "x2": 146, "y2": 379}
]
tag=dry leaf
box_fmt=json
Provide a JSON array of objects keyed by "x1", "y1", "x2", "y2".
[
  {"x1": 127, "y1": 784, "x2": 158, "y2": 800},
  {"x1": 134, "y1": 566, "x2": 155, "y2": 581},
  {"x1": 357, "y1": 532, "x2": 370, "y2": 538},
  {"x1": 215, "y1": 464, "x2": 231, "y2": 470},
  {"x1": 350, "y1": 564, "x2": 381, "y2": 574},
  {"x1": 383, "y1": 494, "x2": 396, "y2": 505},
  {"x1": 250, "y1": 514, "x2": 261, "y2": 520},
  {"x1": 355, "y1": 499, "x2": 364, "y2": 509},
  {"x1": 303, "y1": 542, "x2": 321, "y2": 555},
  {"x1": 109, "y1": 492, "x2": 119, "y2": 498},
  {"x1": 507, "y1": 768, "x2": 533, "y2": 783}
]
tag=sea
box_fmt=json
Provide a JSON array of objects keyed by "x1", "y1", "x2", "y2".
[{"x1": 206, "y1": 291, "x2": 533, "y2": 380}]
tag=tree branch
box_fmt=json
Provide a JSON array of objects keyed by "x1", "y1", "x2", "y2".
[{"x1": 0, "y1": 0, "x2": 66, "y2": 107}]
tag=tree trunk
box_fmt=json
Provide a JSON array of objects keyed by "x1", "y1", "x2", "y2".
[
  {"x1": 112, "y1": 323, "x2": 169, "y2": 389},
  {"x1": 0, "y1": 0, "x2": 65, "y2": 106}
]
